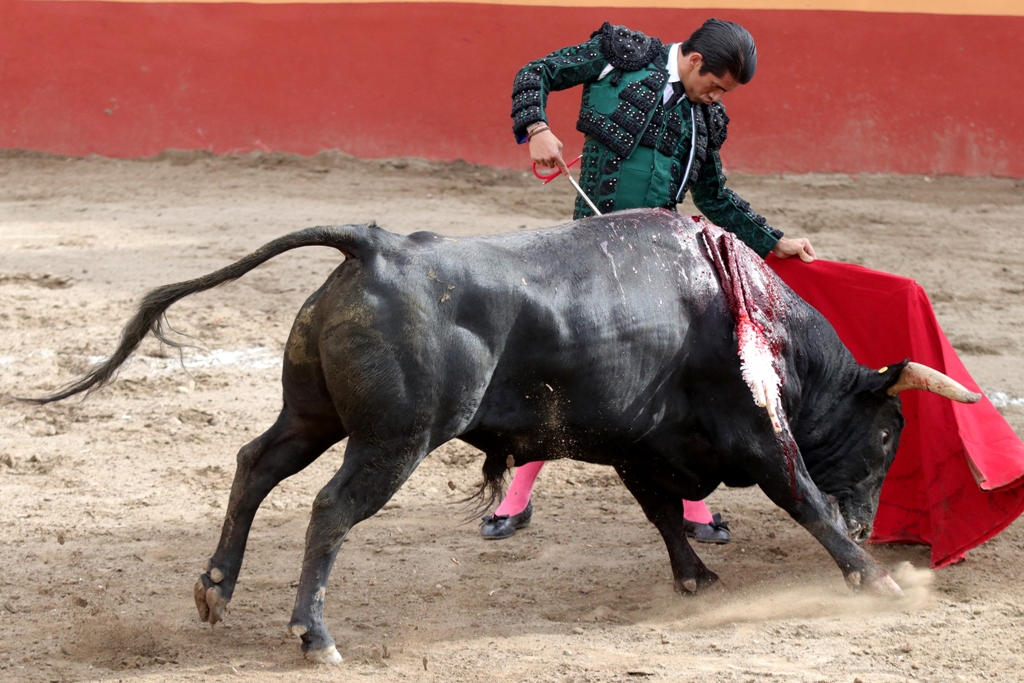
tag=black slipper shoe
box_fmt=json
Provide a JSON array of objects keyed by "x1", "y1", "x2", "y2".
[
  {"x1": 683, "y1": 512, "x2": 731, "y2": 544},
  {"x1": 480, "y1": 501, "x2": 533, "y2": 540}
]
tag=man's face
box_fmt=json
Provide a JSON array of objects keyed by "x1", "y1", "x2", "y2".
[{"x1": 679, "y1": 52, "x2": 741, "y2": 105}]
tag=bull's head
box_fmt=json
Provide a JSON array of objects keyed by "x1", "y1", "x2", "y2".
[{"x1": 803, "y1": 360, "x2": 980, "y2": 544}]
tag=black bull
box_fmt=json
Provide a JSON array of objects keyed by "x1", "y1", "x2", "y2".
[{"x1": 28, "y1": 209, "x2": 979, "y2": 663}]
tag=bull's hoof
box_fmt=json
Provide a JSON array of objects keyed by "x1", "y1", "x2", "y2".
[
  {"x1": 306, "y1": 644, "x2": 343, "y2": 664},
  {"x1": 673, "y1": 567, "x2": 720, "y2": 594},
  {"x1": 289, "y1": 621, "x2": 342, "y2": 664},
  {"x1": 845, "y1": 570, "x2": 904, "y2": 597},
  {"x1": 866, "y1": 573, "x2": 904, "y2": 597},
  {"x1": 194, "y1": 576, "x2": 230, "y2": 625}
]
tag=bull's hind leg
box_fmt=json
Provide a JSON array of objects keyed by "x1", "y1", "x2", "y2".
[
  {"x1": 287, "y1": 436, "x2": 430, "y2": 663},
  {"x1": 195, "y1": 407, "x2": 345, "y2": 626},
  {"x1": 614, "y1": 462, "x2": 719, "y2": 593}
]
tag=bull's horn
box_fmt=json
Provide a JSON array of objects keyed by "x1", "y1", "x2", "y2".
[{"x1": 886, "y1": 362, "x2": 982, "y2": 403}]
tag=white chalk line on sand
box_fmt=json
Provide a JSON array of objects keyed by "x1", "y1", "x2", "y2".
[
  {"x1": 4, "y1": 350, "x2": 282, "y2": 376},
  {"x1": 987, "y1": 391, "x2": 1024, "y2": 408},
  {"x1": 101, "y1": 347, "x2": 284, "y2": 373},
  {"x1": 4, "y1": 349, "x2": 1024, "y2": 406},
  {"x1": 77, "y1": 356, "x2": 1024, "y2": 407},
  {"x1": 0, "y1": 346, "x2": 282, "y2": 373}
]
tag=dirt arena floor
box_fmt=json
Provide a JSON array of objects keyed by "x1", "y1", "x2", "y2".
[{"x1": 2, "y1": 151, "x2": 1024, "y2": 683}]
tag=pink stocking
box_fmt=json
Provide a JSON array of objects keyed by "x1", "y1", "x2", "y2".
[
  {"x1": 493, "y1": 460, "x2": 544, "y2": 516},
  {"x1": 682, "y1": 499, "x2": 714, "y2": 525}
]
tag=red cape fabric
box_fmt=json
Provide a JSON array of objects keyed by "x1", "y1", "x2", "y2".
[{"x1": 768, "y1": 257, "x2": 1024, "y2": 567}]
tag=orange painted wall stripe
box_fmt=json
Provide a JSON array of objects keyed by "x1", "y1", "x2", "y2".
[{"x1": 35, "y1": 0, "x2": 1024, "y2": 16}]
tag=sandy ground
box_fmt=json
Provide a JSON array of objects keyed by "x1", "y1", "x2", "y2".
[{"x1": 2, "y1": 150, "x2": 1024, "y2": 683}]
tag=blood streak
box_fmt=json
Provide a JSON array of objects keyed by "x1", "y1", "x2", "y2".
[
  {"x1": 700, "y1": 223, "x2": 785, "y2": 428},
  {"x1": 698, "y1": 220, "x2": 801, "y2": 499}
]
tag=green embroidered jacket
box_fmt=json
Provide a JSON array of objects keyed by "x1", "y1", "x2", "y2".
[{"x1": 511, "y1": 23, "x2": 781, "y2": 257}]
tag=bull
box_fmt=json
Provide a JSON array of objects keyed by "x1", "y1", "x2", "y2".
[{"x1": 26, "y1": 209, "x2": 979, "y2": 663}]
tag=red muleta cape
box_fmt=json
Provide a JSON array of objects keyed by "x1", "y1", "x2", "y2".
[{"x1": 768, "y1": 257, "x2": 1024, "y2": 568}]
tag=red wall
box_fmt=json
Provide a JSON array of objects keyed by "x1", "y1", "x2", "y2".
[{"x1": 2, "y1": 0, "x2": 1022, "y2": 176}]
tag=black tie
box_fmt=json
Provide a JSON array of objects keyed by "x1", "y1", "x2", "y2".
[{"x1": 665, "y1": 81, "x2": 685, "y2": 109}]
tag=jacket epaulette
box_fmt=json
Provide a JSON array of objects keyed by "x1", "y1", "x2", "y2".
[{"x1": 591, "y1": 22, "x2": 663, "y2": 72}]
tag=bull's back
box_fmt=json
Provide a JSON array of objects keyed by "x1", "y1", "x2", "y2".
[{"x1": 303, "y1": 210, "x2": 744, "y2": 447}]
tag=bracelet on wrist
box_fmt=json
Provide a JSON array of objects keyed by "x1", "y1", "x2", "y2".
[{"x1": 527, "y1": 125, "x2": 550, "y2": 140}]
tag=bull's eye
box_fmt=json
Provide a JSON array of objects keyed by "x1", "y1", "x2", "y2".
[{"x1": 881, "y1": 429, "x2": 891, "y2": 447}]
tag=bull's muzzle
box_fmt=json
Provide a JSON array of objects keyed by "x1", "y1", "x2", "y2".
[
  {"x1": 846, "y1": 520, "x2": 872, "y2": 544},
  {"x1": 836, "y1": 497, "x2": 874, "y2": 545}
]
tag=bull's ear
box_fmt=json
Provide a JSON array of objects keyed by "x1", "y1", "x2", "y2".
[{"x1": 856, "y1": 359, "x2": 910, "y2": 396}]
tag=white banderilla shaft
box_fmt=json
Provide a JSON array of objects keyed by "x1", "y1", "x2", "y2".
[{"x1": 565, "y1": 173, "x2": 602, "y2": 216}]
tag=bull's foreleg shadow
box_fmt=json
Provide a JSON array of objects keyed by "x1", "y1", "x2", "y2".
[
  {"x1": 286, "y1": 436, "x2": 430, "y2": 664},
  {"x1": 194, "y1": 407, "x2": 345, "y2": 627},
  {"x1": 614, "y1": 462, "x2": 719, "y2": 594},
  {"x1": 753, "y1": 437, "x2": 902, "y2": 596}
]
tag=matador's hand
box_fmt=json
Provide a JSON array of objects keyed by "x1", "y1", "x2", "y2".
[
  {"x1": 529, "y1": 130, "x2": 569, "y2": 176},
  {"x1": 772, "y1": 237, "x2": 816, "y2": 263}
]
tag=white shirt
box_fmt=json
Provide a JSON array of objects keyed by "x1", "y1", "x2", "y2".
[{"x1": 663, "y1": 42, "x2": 682, "y2": 104}]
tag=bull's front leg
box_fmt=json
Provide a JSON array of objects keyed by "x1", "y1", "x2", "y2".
[
  {"x1": 752, "y1": 436, "x2": 902, "y2": 596},
  {"x1": 614, "y1": 462, "x2": 719, "y2": 593},
  {"x1": 287, "y1": 436, "x2": 430, "y2": 664}
]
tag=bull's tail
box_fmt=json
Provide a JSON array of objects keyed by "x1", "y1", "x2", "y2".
[
  {"x1": 22, "y1": 224, "x2": 377, "y2": 404},
  {"x1": 457, "y1": 452, "x2": 516, "y2": 521}
]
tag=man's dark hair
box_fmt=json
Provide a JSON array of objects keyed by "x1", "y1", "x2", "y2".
[{"x1": 680, "y1": 18, "x2": 757, "y2": 84}]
